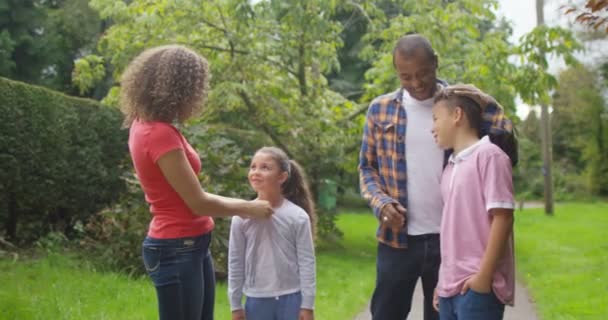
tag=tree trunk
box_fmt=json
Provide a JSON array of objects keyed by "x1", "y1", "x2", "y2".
[
  {"x1": 298, "y1": 42, "x2": 307, "y2": 96},
  {"x1": 6, "y1": 192, "x2": 18, "y2": 240},
  {"x1": 537, "y1": 0, "x2": 554, "y2": 215}
]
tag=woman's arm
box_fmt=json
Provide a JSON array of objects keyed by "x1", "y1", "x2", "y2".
[{"x1": 157, "y1": 149, "x2": 272, "y2": 218}]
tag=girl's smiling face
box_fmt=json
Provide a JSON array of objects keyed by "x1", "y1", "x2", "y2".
[{"x1": 248, "y1": 152, "x2": 288, "y2": 194}]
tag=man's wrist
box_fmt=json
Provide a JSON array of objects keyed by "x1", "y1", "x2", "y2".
[{"x1": 377, "y1": 202, "x2": 393, "y2": 219}]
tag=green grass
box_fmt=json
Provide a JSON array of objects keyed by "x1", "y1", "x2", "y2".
[
  {"x1": 515, "y1": 202, "x2": 608, "y2": 320},
  {"x1": 0, "y1": 211, "x2": 378, "y2": 320},
  {"x1": 315, "y1": 211, "x2": 377, "y2": 318},
  {"x1": 0, "y1": 254, "x2": 158, "y2": 320},
  {"x1": 5, "y1": 204, "x2": 607, "y2": 320}
]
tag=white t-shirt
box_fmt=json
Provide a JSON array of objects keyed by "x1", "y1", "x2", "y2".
[{"x1": 402, "y1": 90, "x2": 444, "y2": 235}]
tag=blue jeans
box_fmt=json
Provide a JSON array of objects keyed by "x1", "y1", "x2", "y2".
[
  {"x1": 371, "y1": 234, "x2": 440, "y2": 320},
  {"x1": 142, "y1": 233, "x2": 215, "y2": 320},
  {"x1": 439, "y1": 289, "x2": 505, "y2": 320},
  {"x1": 245, "y1": 291, "x2": 302, "y2": 320}
]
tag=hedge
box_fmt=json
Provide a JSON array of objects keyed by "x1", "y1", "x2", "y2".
[{"x1": 0, "y1": 77, "x2": 127, "y2": 240}]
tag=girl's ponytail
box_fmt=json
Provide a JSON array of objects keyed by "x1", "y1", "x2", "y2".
[{"x1": 282, "y1": 160, "x2": 317, "y2": 238}]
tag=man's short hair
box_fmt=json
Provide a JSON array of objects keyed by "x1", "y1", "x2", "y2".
[{"x1": 392, "y1": 34, "x2": 436, "y2": 61}]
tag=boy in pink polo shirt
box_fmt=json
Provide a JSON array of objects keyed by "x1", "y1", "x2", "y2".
[{"x1": 430, "y1": 85, "x2": 517, "y2": 320}]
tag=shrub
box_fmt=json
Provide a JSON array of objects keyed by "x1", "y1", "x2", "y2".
[
  {"x1": 79, "y1": 177, "x2": 149, "y2": 276},
  {"x1": 0, "y1": 77, "x2": 127, "y2": 241}
]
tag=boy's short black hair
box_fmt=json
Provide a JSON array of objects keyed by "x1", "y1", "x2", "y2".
[
  {"x1": 433, "y1": 89, "x2": 483, "y2": 136},
  {"x1": 434, "y1": 88, "x2": 519, "y2": 166}
]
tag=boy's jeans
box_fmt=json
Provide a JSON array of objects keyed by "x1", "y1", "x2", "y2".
[
  {"x1": 439, "y1": 289, "x2": 505, "y2": 320},
  {"x1": 142, "y1": 233, "x2": 215, "y2": 320},
  {"x1": 245, "y1": 291, "x2": 302, "y2": 320}
]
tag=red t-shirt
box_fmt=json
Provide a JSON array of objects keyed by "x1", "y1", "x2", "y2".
[{"x1": 128, "y1": 119, "x2": 214, "y2": 239}]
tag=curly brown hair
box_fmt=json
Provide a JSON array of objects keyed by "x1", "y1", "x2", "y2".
[{"x1": 120, "y1": 45, "x2": 210, "y2": 126}]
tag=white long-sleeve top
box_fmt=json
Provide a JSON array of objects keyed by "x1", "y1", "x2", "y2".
[{"x1": 228, "y1": 199, "x2": 316, "y2": 311}]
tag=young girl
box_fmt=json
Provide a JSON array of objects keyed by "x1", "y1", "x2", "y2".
[
  {"x1": 228, "y1": 147, "x2": 316, "y2": 320},
  {"x1": 430, "y1": 85, "x2": 517, "y2": 320},
  {"x1": 122, "y1": 45, "x2": 273, "y2": 320}
]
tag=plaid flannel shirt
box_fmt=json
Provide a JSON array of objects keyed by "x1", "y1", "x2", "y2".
[{"x1": 358, "y1": 85, "x2": 513, "y2": 249}]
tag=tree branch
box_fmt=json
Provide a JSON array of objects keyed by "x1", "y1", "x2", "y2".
[
  {"x1": 213, "y1": 3, "x2": 236, "y2": 60},
  {"x1": 200, "y1": 18, "x2": 230, "y2": 34},
  {"x1": 195, "y1": 43, "x2": 249, "y2": 54},
  {"x1": 298, "y1": 38, "x2": 307, "y2": 96},
  {"x1": 344, "y1": 103, "x2": 369, "y2": 122},
  {"x1": 237, "y1": 89, "x2": 294, "y2": 158}
]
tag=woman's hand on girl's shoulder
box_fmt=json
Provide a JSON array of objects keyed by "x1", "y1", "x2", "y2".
[
  {"x1": 232, "y1": 309, "x2": 246, "y2": 320},
  {"x1": 240, "y1": 199, "x2": 273, "y2": 219},
  {"x1": 299, "y1": 309, "x2": 314, "y2": 320}
]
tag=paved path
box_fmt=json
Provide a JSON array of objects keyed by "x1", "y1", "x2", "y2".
[{"x1": 353, "y1": 279, "x2": 538, "y2": 320}]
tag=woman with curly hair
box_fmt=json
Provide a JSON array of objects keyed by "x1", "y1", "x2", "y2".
[{"x1": 121, "y1": 45, "x2": 273, "y2": 320}]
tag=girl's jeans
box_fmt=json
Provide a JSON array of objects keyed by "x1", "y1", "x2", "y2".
[{"x1": 245, "y1": 291, "x2": 302, "y2": 320}]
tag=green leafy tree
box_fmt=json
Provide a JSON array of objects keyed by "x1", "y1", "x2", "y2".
[
  {"x1": 74, "y1": 0, "x2": 358, "y2": 256},
  {"x1": 553, "y1": 65, "x2": 608, "y2": 196},
  {"x1": 360, "y1": 0, "x2": 519, "y2": 112},
  {"x1": 0, "y1": 0, "x2": 48, "y2": 81},
  {"x1": 514, "y1": 25, "x2": 580, "y2": 106},
  {"x1": 514, "y1": 111, "x2": 544, "y2": 201},
  {"x1": 0, "y1": 0, "x2": 103, "y2": 93},
  {"x1": 41, "y1": 0, "x2": 104, "y2": 93}
]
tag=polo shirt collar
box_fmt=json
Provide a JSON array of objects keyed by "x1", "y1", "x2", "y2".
[{"x1": 449, "y1": 136, "x2": 490, "y2": 164}]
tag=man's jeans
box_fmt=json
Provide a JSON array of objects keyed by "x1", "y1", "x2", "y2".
[
  {"x1": 245, "y1": 291, "x2": 302, "y2": 320},
  {"x1": 439, "y1": 289, "x2": 505, "y2": 320},
  {"x1": 142, "y1": 233, "x2": 215, "y2": 320},
  {"x1": 371, "y1": 234, "x2": 440, "y2": 320}
]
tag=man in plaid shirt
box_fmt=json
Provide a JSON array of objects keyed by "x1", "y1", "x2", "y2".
[{"x1": 358, "y1": 34, "x2": 513, "y2": 320}]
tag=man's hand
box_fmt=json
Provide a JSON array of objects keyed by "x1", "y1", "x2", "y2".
[
  {"x1": 460, "y1": 273, "x2": 492, "y2": 295},
  {"x1": 448, "y1": 84, "x2": 498, "y2": 110},
  {"x1": 380, "y1": 203, "x2": 406, "y2": 229},
  {"x1": 232, "y1": 310, "x2": 246, "y2": 320},
  {"x1": 433, "y1": 288, "x2": 439, "y2": 312},
  {"x1": 299, "y1": 309, "x2": 314, "y2": 320}
]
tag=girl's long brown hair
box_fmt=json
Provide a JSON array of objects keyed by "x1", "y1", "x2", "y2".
[{"x1": 256, "y1": 147, "x2": 317, "y2": 238}]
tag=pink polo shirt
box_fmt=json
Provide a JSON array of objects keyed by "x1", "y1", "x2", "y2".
[{"x1": 437, "y1": 136, "x2": 515, "y2": 305}]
